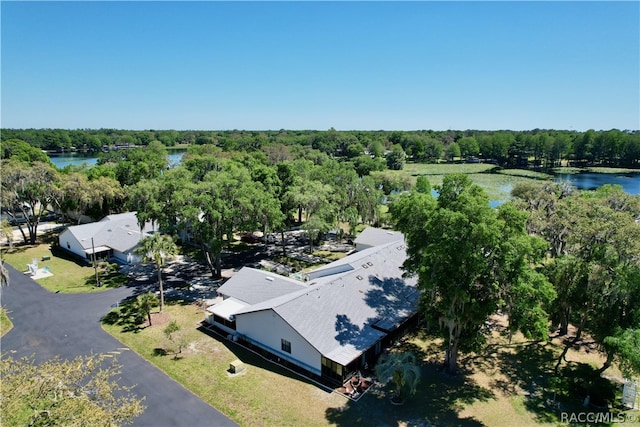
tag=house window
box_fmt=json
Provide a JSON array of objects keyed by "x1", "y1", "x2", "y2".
[
  {"x1": 321, "y1": 356, "x2": 343, "y2": 376},
  {"x1": 281, "y1": 339, "x2": 291, "y2": 354}
]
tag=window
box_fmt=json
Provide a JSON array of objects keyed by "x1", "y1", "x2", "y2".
[
  {"x1": 321, "y1": 357, "x2": 343, "y2": 376},
  {"x1": 281, "y1": 339, "x2": 291, "y2": 354}
]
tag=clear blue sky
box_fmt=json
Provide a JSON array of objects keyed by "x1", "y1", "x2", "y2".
[{"x1": 2, "y1": 1, "x2": 638, "y2": 131}]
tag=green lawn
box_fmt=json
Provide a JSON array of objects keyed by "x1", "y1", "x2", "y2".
[
  {"x1": 102, "y1": 301, "x2": 640, "y2": 427},
  {"x1": 312, "y1": 250, "x2": 347, "y2": 262},
  {"x1": 552, "y1": 166, "x2": 640, "y2": 174},
  {"x1": 1, "y1": 308, "x2": 13, "y2": 336},
  {"x1": 1, "y1": 244, "x2": 128, "y2": 293},
  {"x1": 102, "y1": 302, "x2": 348, "y2": 427},
  {"x1": 403, "y1": 162, "x2": 497, "y2": 176},
  {"x1": 393, "y1": 163, "x2": 556, "y2": 201}
]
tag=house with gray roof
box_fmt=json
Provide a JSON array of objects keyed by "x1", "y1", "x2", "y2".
[
  {"x1": 58, "y1": 212, "x2": 158, "y2": 264},
  {"x1": 206, "y1": 227, "x2": 420, "y2": 386}
]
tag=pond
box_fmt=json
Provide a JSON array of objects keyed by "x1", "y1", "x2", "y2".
[
  {"x1": 49, "y1": 151, "x2": 185, "y2": 169},
  {"x1": 553, "y1": 172, "x2": 640, "y2": 195}
]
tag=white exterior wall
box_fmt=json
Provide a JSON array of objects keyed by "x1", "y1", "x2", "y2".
[
  {"x1": 236, "y1": 310, "x2": 322, "y2": 375},
  {"x1": 58, "y1": 231, "x2": 88, "y2": 260},
  {"x1": 205, "y1": 314, "x2": 236, "y2": 336},
  {"x1": 113, "y1": 249, "x2": 141, "y2": 264}
]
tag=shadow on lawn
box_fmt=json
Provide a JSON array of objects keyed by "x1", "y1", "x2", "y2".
[
  {"x1": 101, "y1": 297, "x2": 146, "y2": 333},
  {"x1": 326, "y1": 361, "x2": 492, "y2": 426},
  {"x1": 465, "y1": 338, "x2": 625, "y2": 424},
  {"x1": 82, "y1": 269, "x2": 130, "y2": 289},
  {"x1": 482, "y1": 341, "x2": 560, "y2": 423}
]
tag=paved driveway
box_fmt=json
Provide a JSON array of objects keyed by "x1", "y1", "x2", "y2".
[{"x1": 1, "y1": 264, "x2": 237, "y2": 427}]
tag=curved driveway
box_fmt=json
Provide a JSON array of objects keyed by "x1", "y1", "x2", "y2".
[{"x1": 1, "y1": 264, "x2": 237, "y2": 427}]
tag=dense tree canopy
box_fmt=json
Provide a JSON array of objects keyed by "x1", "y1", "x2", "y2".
[
  {"x1": 391, "y1": 175, "x2": 554, "y2": 373},
  {"x1": 0, "y1": 161, "x2": 61, "y2": 244},
  {"x1": 512, "y1": 182, "x2": 640, "y2": 375},
  {"x1": 2, "y1": 128, "x2": 638, "y2": 167}
]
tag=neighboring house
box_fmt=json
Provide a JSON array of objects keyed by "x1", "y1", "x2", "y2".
[
  {"x1": 58, "y1": 212, "x2": 158, "y2": 264},
  {"x1": 206, "y1": 227, "x2": 420, "y2": 386}
]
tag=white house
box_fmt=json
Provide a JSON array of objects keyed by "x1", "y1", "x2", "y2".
[
  {"x1": 58, "y1": 212, "x2": 158, "y2": 264},
  {"x1": 206, "y1": 227, "x2": 420, "y2": 385}
]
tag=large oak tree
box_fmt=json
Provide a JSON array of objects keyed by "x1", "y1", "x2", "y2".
[{"x1": 392, "y1": 174, "x2": 554, "y2": 374}]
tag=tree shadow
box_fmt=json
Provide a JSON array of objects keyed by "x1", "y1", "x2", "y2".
[
  {"x1": 326, "y1": 362, "x2": 493, "y2": 426},
  {"x1": 82, "y1": 268, "x2": 129, "y2": 289},
  {"x1": 153, "y1": 348, "x2": 167, "y2": 356},
  {"x1": 332, "y1": 275, "x2": 421, "y2": 352},
  {"x1": 473, "y1": 339, "x2": 622, "y2": 424},
  {"x1": 2, "y1": 245, "x2": 30, "y2": 254},
  {"x1": 334, "y1": 314, "x2": 364, "y2": 346},
  {"x1": 100, "y1": 297, "x2": 144, "y2": 333},
  {"x1": 558, "y1": 362, "x2": 618, "y2": 408}
]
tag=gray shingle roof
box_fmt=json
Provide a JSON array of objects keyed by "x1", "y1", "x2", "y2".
[
  {"x1": 63, "y1": 212, "x2": 156, "y2": 252},
  {"x1": 353, "y1": 226, "x2": 404, "y2": 248},
  {"x1": 231, "y1": 235, "x2": 419, "y2": 366},
  {"x1": 216, "y1": 267, "x2": 308, "y2": 305}
]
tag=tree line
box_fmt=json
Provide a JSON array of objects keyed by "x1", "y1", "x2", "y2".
[{"x1": 2, "y1": 127, "x2": 639, "y2": 168}]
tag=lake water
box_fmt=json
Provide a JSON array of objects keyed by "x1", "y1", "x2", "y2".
[
  {"x1": 553, "y1": 172, "x2": 640, "y2": 195},
  {"x1": 48, "y1": 153, "x2": 640, "y2": 197},
  {"x1": 49, "y1": 152, "x2": 184, "y2": 169}
]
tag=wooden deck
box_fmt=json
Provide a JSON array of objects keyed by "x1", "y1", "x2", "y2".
[{"x1": 335, "y1": 374, "x2": 375, "y2": 401}]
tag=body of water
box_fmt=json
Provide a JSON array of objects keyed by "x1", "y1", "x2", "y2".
[
  {"x1": 49, "y1": 152, "x2": 184, "y2": 169},
  {"x1": 48, "y1": 153, "x2": 640, "y2": 197},
  {"x1": 553, "y1": 172, "x2": 640, "y2": 195}
]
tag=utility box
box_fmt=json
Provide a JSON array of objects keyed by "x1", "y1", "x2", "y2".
[{"x1": 229, "y1": 360, "x2": 245, "y2": 374}]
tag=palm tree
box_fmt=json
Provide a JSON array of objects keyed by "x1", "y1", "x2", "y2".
[
  {"x1": 135, "y1": 292, "x2": 159, "y2": 326},
  {"x1": 374, "y1": 351, "x2": 421, "y2": 404},
  {"x1": 134, "y1": 233, "x2": 178, "y2": 312}
]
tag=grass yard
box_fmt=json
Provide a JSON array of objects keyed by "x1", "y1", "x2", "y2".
[
  {"x1": 403, "y1": 162, "x2": 497, "y2": 176},
  {"x1": 102, "y1": 301, "x2": 348, "y2": 427},
  {"x1": 102, "y1": 302, "x2": 640, "y2": 427},
  {"x1": 1, "y1": 308, "x2": 13, "y2": 336},
  {"x1": 553, "y1": 166, "x2": 640, "y2": 174},
  {"x1": 1, "y1": 244, "x2": 128, "y2": 293},
  {"x1": 392, "y1": 163, "x2": 556, "y2": 201},
  {"x1": 312, "y1": 250, "x2": 347, "y2": 262}
]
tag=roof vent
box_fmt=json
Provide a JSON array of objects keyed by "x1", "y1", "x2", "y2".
[
  {"x1": 356, "y1": 275, "x2": 363, "y2": 280},
  {"x1": 266, "y1": 277, "x2": 275, "y2": 282},
  {"x1": 367, "y1": 261, "x2": 373, "y2": 266},
  {"x1": 386, "y1": 231, "x2": 395, "y2": 235}
]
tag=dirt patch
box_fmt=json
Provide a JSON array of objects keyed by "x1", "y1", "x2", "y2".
[{"x1": 146, "y1": 311, "x2": 171, "y2": 328}]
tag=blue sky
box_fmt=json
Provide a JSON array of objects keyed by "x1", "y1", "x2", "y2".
[{"x1": 2, "y1": 1, "x2": 638, "y2": 131}]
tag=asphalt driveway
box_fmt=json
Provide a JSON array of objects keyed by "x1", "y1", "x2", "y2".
[{"x1": 1, "y1": 263, "x2": 237, "y2": 427}]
